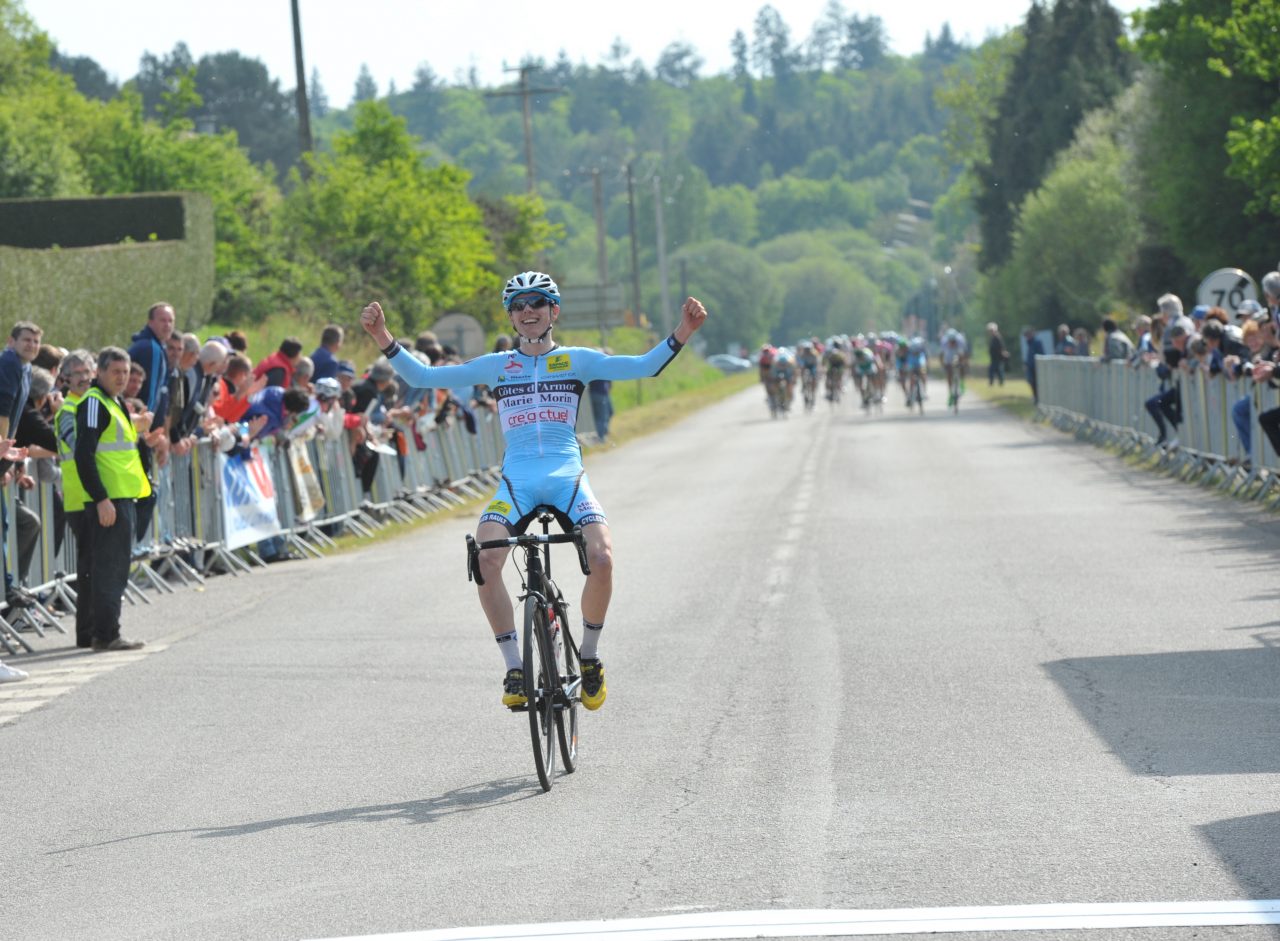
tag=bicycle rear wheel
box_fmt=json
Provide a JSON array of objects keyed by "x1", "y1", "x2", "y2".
[
  {"x1": 552, "y1": 597, "x2": 579, "y2": 773},
  {"x1": 523, "y1": 596, "x2": 557, "y2": 791}
]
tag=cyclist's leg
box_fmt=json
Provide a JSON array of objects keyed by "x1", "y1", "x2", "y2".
[
  {"x1": 562, "y1": 478, "x2": 610, "y2": 710},
  {"x1": 475, "y1": 492, "x2": 524, "y2": 707},
  {"x1": 579, "y1": 523, "x2": 613, "y2": 626},
  {"x1": 476, "y1": 496, "x2": 518, "y2": 637}
]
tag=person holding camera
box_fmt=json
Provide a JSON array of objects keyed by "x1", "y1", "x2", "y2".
[
  {"x1": 1224, "y1": 317, "x2": 1269, "y2": 461},
  {"x1": 1245, "y1": 311, "x2": 1280, "y2": 460},
  {"x1": 1144, "y1": 318, "x2": 1195, "y2": 448}
]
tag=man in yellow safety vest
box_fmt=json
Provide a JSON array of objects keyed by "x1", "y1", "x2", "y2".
[
  {"x1": 71, "y1": 347, "x2": 157, "y2": 652},
  {"x1": 55, "y1": 350, "x2": 97, "y2": 648}
]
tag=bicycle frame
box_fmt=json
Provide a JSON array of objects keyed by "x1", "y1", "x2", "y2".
[{"x1": 466, "y1": 510, "x2": 592, "y2": 789}]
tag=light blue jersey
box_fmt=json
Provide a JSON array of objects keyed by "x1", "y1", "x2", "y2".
[{"x1": 386, "y1": 337, "x2": 684, "y2": 529}]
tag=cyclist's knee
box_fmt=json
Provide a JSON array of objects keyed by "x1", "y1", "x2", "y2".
[
  {"x1": 584, "y1": 540, "x2": 613, "y2": 578},
  {"x1": 477, "y1": 547, "x2": 509, "y2": 583}
]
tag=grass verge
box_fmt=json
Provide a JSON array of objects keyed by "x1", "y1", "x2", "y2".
[{"x1": 967, "y1": 375, "x2": 1038, "y2": 420}]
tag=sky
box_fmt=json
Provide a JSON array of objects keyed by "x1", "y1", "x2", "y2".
[{"x1": 21, "y1": 0, "x2": 1147, "y2": 106}]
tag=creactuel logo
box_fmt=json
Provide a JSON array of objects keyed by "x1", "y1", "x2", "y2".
[{"x1": 504, "y1": 357, "x2": 523, "y2": 371}]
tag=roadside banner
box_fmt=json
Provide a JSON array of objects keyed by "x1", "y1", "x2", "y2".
[
  {"x1": 218, "y1": 446, "x2": 282, "y2": 549},
  {"x1": 288, "y1": 441, "x2": 325, "y2": 522}
]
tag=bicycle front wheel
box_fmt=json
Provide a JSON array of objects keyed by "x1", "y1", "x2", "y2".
[{"x1": 523, "y1": 596, "x2": 557, "y2": 791}]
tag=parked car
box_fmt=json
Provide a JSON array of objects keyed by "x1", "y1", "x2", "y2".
[{"x1": 707, "y1": 353, "x2": 752, "y2": 373}]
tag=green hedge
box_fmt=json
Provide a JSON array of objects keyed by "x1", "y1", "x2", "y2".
[{"x1": 0, "y1": 192, "x2": 214, "y2": 350}]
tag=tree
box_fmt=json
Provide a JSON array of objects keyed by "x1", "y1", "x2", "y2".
[
  {"x1": 837, "y1": 14, "x2": 887, "y2": 71},
  {"x1": 805, "y1": 0, "x2": 846, "y2": 71},
  {"x1": 706, "y1": 184, "x2": 759, "y2": 244},
  {"x1": 752, "y1": 5, "x2": 795, "y2": 79},
  {"x1": 48, "y1": 48, "x2": 116, "y2": 100},
  {"x1": 673, "y1": 240, "x2": 779, "y2": 350},
  {"x1": 755, "y1": 175, "x2": 875, "y2": 239},
  {"x1": 281, "y1": 101, "x2": 495, "y2": 330},
  {"x1": 1190, "y1": 0, "x2": 1280, "y2": 217},
  {"x1": 195, "y1": 51, "x2": 300, "y2": 176},
  {"x1": 309, "y1": 68, "x2": 328, "y2": 118},
  {"x1": 921, "y1": 24, "x2": 965, "y2": 69},
  {"x1": 655, "y1": 41, "x2": 703, "y2": 88},
  {"x1": 973, "y1": 0, "x2": 1132, "y2": 270},
  {"x1": 730, "y1": 30, "x2": 750, "y2": 80},
  {"x1": 479, "y1": 193, "x2": 564, "y2": 286},
  {"x1": 1133, "y1": 0, "x2": 1280, "y2": 282},
  {"x1": 996, "y1": 110, "x2": 1140, "y2": 329},
  {"x1": 130, "y1": 43, "x2": 196, "y2": 118},
  {"x1": 353, "y1": 64, "x2": 377, "y2": 104}
]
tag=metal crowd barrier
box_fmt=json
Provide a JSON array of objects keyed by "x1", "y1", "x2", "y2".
[
  {"x1": 1036, "y1": 356, "x2": 1280, "y2": 501},
  {"x1": 0, "y1": 408, "x2": 527, "y2": 655}
]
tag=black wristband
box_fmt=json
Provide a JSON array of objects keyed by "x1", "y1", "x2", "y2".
[
  {"x1": 667, "y1": 333, "x2": 684, "y2": 352},
  {"x1": 381, "y1": 339, "x2": 401, "y2": 358}
]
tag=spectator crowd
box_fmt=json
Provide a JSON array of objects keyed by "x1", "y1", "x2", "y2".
[
  {"x1": 0, "y1": 302, "x2": 531, "y2": 684},
  {"x1": 1022, "y1": 269, "x2": 1280, "y2": 464}
]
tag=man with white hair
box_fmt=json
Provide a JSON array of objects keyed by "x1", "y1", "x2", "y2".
[
  {"x1": 1261, "y1": 272, "x2": 1280, "y2": 330},
  {"x1": 171, "y1": 340, "x2": 228, "y2": 449},
  {"x1": 1155, "y1": 293, "x2": 1183, "y2": 352},
  {"x1": 291, "y1": 355, "x2": 315, "y2": 394}
]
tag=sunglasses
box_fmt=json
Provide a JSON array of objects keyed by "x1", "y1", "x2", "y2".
[{"x1": 509, "y1": 297, "x2": 552, "y2": 313}]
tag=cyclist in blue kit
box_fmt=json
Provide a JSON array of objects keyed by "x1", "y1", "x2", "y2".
[{"x1": 360, "y1": 271, "x2": 709, "y2": 712}]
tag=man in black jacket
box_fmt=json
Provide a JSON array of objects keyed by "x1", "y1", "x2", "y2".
[{"x1": 74, "y1": 348, "x2": 160, "y2": 652}]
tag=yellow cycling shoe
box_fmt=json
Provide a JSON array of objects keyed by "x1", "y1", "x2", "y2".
[
  {"x1": 580, "y1": 658, "x2": 606, "y2": 711},
  {"x1": 502, "y1": 668, "x2": 527, "y2": 710}
]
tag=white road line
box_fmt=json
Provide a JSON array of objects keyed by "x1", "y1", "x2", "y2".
[
  {"x1": 0, "y1": 643, "x2": 169, "y2": 727},
  {"x1": 306, "y1": 900, "x2": 1280, "y2": 941}
]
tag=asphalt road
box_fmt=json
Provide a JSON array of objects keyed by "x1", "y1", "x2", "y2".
[{"x1": 3, "y1": 380, "x2": 1279, "y2": 941}]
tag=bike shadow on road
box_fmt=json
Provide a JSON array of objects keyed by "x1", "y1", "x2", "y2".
[
  {"x1": 1198, "y1": 812, "x2": 1280, "y2": 906},
  {"x1": 47, "y1": 776, "x2": 539, "y2": 854}
]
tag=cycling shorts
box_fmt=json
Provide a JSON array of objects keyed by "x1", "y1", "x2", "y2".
[{"x1": 480, "y1": 462, "x2": 606, "y2": 532}]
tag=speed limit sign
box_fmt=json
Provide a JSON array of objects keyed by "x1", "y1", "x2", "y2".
[{"x1": 1197, "y1": 268, "x2": 1258, "y2": 311}]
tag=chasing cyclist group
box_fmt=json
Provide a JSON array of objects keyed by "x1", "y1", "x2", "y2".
[{"x1": 756, "y1": 327, "x2": 971, "y2": 416}]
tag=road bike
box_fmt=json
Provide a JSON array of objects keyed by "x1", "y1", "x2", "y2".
[
  {"x1": 800, "y1": 368, "x2": 818, "y2": 411},
  {"x1": 946, "y1": 363, "x2": 965, "y2": 414},
  {"x1": 907, "y1": 369, "x2": 925, "y2": 414},
  {"x1": 825, "y1": 368, "x2": 844, "y2": 405},
  {"x1": 467, "y1": 508, "x2": 591, "y2": 792},
  {"x1": 765, "y1": 376, "x2": 792, "y2": 419}
]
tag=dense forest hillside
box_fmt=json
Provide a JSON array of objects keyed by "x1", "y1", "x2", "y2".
[{"x1": 10, "y1": 0, "x2": 1280, "y2": 349}]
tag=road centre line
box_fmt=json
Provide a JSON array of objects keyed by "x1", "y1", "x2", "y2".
[{"x1": 307, "y1": 899, "x2": 1280, "y2": 941}]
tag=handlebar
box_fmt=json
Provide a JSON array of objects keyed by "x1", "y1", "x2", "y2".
[{"x1": 466, "y1": 528, "x2": 591, "y2": 586}]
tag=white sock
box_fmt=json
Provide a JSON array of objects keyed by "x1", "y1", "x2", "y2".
[
  {"x1": 495, "y1": 630, "x2": 521, "y2": 670},
  {"x1": 580, "y1": 619, "x2": 603, "y2": 660}
]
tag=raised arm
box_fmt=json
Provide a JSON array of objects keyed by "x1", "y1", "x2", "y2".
[
  {"x1": 360, "y1": 301, "x2": 495, "y2": 390},
  {"x1": 588, "y1": 297, "x2": 709, "y2": 381}
]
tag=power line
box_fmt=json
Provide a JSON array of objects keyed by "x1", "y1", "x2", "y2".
[{"x1": 485, "y1": 65, "x2": 562, "y2": 194}]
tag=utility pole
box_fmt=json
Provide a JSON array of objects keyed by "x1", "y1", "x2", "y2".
[
  {"x1": 626, "y1": 161, "x2": 642, "y2": 324},
  {"x1": 592, "y1": 169, "x2": 608, "y2": 286},
  {"x1": 290, "y1": 0, "x2": 313, "y2": 172},
  {"x1": 653, "y1": 175, "x2": 673, "y2": 334},
  {"x1": 486, "y1": 66, "x2": 561, "y2": 194},
  {"x1": 592, "y1": 168, "x2": 609, "y2": 344}
]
